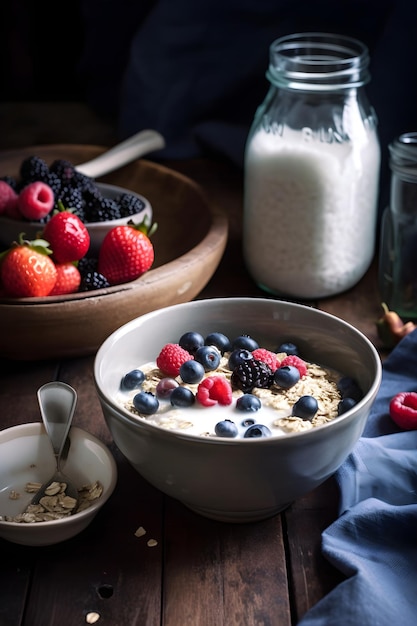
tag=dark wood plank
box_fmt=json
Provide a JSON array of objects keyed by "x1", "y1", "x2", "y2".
[
  {"x1": 163, "y1": 499, "x2": 291, "y2": 626},
  {"x1": 284, "y1": 478, "x2": 345, "y2": 622}
]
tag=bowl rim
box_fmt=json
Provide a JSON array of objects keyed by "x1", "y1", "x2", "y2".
[
  {"x1": 94, "y1": 296, "x2": 382, "y2": 444},
  {"x1": 0, "y1": 423, "x2": 117, "y2": 528}
]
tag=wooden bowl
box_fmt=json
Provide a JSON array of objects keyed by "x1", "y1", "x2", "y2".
[{"x1": 0, "y1": 145, "x2": 228, "y2": 360}]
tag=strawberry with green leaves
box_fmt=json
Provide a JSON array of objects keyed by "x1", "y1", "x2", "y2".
[
  {"x1": 42, "y1": 201, "x2": 90, "y2": 263},
  {"x1": 98, "y1": 220, "x2": 156, "y2": 285},
  {"x1": 0, "y1": 234, "x2": 57, "y2": 297}
]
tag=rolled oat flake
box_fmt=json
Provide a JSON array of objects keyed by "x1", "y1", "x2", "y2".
[{"x1": 243, "y1": 32, "x2": 380, "y2": 298}]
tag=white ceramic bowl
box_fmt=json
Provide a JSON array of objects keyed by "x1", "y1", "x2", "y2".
[
  {"x1": 0, "y1": 182, "x2": 153, "y2": 256},
  {"x1": 94, "y1": 297, "x2": 382, "y2": 523},
  {"x1": 0, "y1": 423, "x2": 117, "y2": 546}
]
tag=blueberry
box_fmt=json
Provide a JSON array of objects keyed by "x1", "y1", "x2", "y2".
[
  {"x1": 337, "y1": 377, "x2": 363, "y2": 402},
  {"x1": 277, "y1": 341, "x2": 298, "y2": 355},
  {"x1": 194, "y1": 345, "x2": 221, "y2": 371},
  {"x1": 215, "y1": 419, "x2": 238, "y2": 438},
  {"x1": 133, "y1": 391, "x2": 159, "y2": 415},
  {"x1": 236, "y1": 394, "x2": 261, "y2": 412},
  {"x1": 120, "y1": 368, "x2": 145, "y2": 391},
  {"x1": 205, "y1": 332, "x2": 232, "y2": 355},
  {"x1": 179, "y1": 331, "x2": 204, "y2": 355},
  {"x1": 292, "y1": 395, "x2": 318, "y2": 420},
  {"x1": 243, "y1": 424, "x2": 272, "y2": 438},
  {"x1": 179, "y1": 359, "x2": 205, "y2": 384},
  {"x1": 337, "y1": 397, "x2": 357, "y2": 415},
  {"x1": 170, "y1": 386, "x2": 195, "y2": 408},
  {"x1": 156, "y1": 377, "x2": 179, "y2": 399},
  {"x1": 232, "y1": 334, "x2": 259, "y2": 351},
  {"x1": 228, "y1": 348, "x2": 253, "y2": 371},
  {"x1": 274, "y1": 365, "x2": 300, "y2": 389},
  {"x1": 241, "y1": 417, "x2": 256, "y2": 427}
]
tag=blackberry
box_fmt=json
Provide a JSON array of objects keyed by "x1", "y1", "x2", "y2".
[
  {"x1": 118, "y1": 192, "x2": 146, "y2": 217},
  {"x1": 77, "y1": 257, "x2": 98, "y2": 276},
  {"x1": 85, "y1": 195, "x2": 122, "y2": 222},
  {"x1": 72, "y1": 171, "x2": 98, "y2": 194},
  {"x1": 46, "y1": 172, "x2": 62, "y2": 198},
  {"x1": 231, "y1": 359, "x2": 273, "y2": 393},
  {"x1": 20, "y1": 156, "x2": 50, "y2": 184},
  {"x1": 79, "y1": 271, "x2": 110, "y2": 291},
  {"x1": 58, "y1": 186, "x2": 85, "y2": 216},
  {"x1": 49, "y1": 159, "x2": 77, "y2": 184}
]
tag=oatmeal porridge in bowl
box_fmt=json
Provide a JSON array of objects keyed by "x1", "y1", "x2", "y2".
[{"x1": 94, "y1": 297, "x2": 381, "y2": 523}]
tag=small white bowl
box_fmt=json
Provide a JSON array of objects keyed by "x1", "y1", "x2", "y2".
[
  {"x1": 0, "y1": 423, "x2": 117, "y2": 546},
  {"x1": 0, "y1": 182, "x2": 153, "y2": 256}
]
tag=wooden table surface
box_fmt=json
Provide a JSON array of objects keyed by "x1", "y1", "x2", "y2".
[{"x1": 0, "y1": 108, "x2": 387, "y2": 626}]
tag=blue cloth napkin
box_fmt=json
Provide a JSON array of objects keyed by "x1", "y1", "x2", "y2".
[{"x1": 298, "y1": 329, "x2": 417, "y2": 626}]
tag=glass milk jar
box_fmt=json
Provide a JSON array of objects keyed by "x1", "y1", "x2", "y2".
[{"x1": 243, "y1": 33, "x2": 381, "y2": 299}]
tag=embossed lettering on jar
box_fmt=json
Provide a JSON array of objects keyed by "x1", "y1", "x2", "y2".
[{"x1": 243, "y1": 33, "x2": 381, "y2": 299}]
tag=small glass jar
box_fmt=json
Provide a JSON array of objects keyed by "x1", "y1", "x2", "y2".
[
  {"x1": 379, "y1": 133, "x2": 417, "y2": 320},
  {"x1": 243, "y1": 32, "x2": 381, "y2": 299}
]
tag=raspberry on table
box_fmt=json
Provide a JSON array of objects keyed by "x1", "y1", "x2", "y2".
[
  {"x1": 389, "y1": 391, "x2": 417, "y2": 430},
  {"x1": 156, "y1": 343, "x2": 193, "y2": 377}
]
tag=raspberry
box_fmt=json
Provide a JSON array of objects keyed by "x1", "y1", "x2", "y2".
[
  {"x1": 0, "y1": 181, "x2": 19, "y2": 215},
  {"x1": 389, "y1": 392, "x2": 417, "y2": 430},
  {"x1": 196, "y1": 375, "x2": 233, "y2": 407},
  {"x1": 156, "y1": 343, "x2": 193, "y2": 377},
  {"x1": 280, "y1": 354, "x2": 307, "y2": 378},
  {"x1": 231, "y1": 359, "x2": 273, "y2": 393},
  {"x1": 252, "y1": 348, "x2": 280, "y2": 372},
  {"x1": 18, "y1": 181, "x2": 55, "y2": 220}
]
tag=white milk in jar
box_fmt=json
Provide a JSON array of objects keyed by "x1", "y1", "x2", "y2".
[{"x1": 243, "y1": 33, "x2": 381, "y2": 299}]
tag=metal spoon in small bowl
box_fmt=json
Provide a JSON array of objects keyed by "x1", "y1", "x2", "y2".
[{"x1": 31, "y1": 382, "x2": 79, "y2": 510}]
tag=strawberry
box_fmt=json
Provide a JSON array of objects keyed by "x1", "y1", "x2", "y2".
[
  {"x1": 0, "y1": 234, "x2": 57, "y2": 297},
  {"x1": 42, "y1": 203, "x2": 90, "y2": 263},
  {"x1": 18, "y1": 181, "x2": 54, "y2": 221},
  {"x1": 389, "y1": 391, "x2": 417, "y2": 430},
  {"x1": 98, "y1": 220, "x2": 156, "y2": 285},
  {"x1": 196, "y1": 376, "x2": 233, "y2": 407},
  {"x1": 49, "y1": 263, "x2": 81, "y2": 295},
  {"x1": 0, "y1": 180, "x2": 19, "y2": 216},
  {"x1": 156, "y1": 343, "x2": 193, "y2": 377}
]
